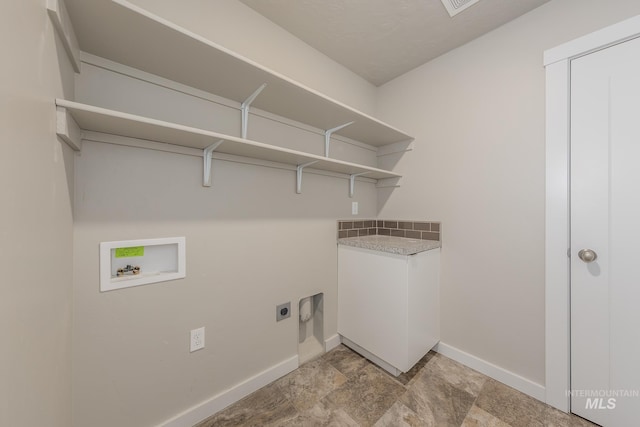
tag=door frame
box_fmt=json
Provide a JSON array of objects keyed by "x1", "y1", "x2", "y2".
[{"x1": 544, "y1": 15, "x2": 640, "y2": 412}]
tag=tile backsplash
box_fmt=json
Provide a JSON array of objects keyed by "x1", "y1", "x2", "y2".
[{"x1": 338, "y1": 219, "x2": 441, "y2": 241}]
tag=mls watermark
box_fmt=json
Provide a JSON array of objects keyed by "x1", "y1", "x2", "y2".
[{"x1": 566, "y1": 389, "x2": 640, "y2": 410}]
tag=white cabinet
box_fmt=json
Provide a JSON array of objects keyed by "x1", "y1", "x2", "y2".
[{"x1": 337, "y1": 245, "x2": 440, "y2": 375}]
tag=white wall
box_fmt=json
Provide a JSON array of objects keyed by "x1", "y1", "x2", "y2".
[
  {"x1": 0, "y1": 1, "x2": 75, "y2": 426},
  {"x1": 127, "y1": 0, "x2": 378, "y2": 116},
  {"x1": 67, "y1": 2, "x2": 383, "y2": 422},
  {"x1": 71, "y1": 62, "x2": 378, "y2": 426},
  {"x1": 376, "y1": 0, "x2": 640, "y2": 387}
]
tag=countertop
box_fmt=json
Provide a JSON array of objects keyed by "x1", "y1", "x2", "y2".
[{"x1": 338, "y1": 235, "x2": 441, "y2": 256}]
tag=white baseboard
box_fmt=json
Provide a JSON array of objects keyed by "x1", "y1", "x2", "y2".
[
  {"x1": 324, "y1": 334, "x2": 341, "y2": 352},
  {"x1": 158, "y1": 355, "x2": 299, "y2": 427},
  {"x1": 434, "y1": 342, "x2": 545, "y2": 402}
]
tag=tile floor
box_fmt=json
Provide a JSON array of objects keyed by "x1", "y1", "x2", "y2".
[{"x1": 195, "y1": 345, "x2": 596, "y2": 427}]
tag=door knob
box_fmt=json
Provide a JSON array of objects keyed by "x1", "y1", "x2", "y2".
[{"x1": 578, "y1": 249, "x2": 597, "y2": 263}]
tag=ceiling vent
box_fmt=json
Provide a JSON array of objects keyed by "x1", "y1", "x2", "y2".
[{"x1": 440, "y1": 0, "x2": 481, "y2": 17}]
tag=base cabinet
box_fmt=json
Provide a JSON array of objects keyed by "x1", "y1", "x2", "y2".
[{"x1": 337, "y1": 245, "x2": 440, "y2": 374}]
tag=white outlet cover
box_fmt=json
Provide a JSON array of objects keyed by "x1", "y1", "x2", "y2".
[
  {"x1": 352, "y1": 201, "x2": 358, "y2": 215},
  {"x1": 190, "y1": 327, "x2": 205, "y2": 352}
]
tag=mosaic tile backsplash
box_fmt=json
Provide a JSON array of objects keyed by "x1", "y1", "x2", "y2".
[{"x1": 337, "y1": 219, "x2": 441, "y2": 241}]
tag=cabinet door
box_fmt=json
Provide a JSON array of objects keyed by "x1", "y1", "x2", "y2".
[
  {"x1": 407, "y1": 249, "x2": 440, "y2": 368},
  {"x1": 338, "y1": 246, "x2": 408, "y2": 370}
]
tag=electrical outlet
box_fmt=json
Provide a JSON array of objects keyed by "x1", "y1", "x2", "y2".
[
  {"x1": 190, "y1": 327, "x2": 205, "y2": 352},
  {"x1": 276, "y1": 302, "x2": 291, "y2": 321},
  {"x1": 352, "y1": 201, "x2": 358, "y2": 215}
]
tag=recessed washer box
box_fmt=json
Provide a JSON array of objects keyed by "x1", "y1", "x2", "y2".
[{"x1": 99, "y1": 237, "x2": 186, "y2": 292}]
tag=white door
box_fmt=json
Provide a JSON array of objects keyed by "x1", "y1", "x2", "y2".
[{"x1": 571, "y1": 36, "x2": 640, "y2": 426}]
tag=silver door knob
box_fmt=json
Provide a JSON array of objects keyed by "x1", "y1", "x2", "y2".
[{"x1": 578, "y1": 249, "x2": 597, "y2": 263}]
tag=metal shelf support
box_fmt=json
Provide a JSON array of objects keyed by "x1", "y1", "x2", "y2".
[
  {"x1": 324, "y1": 121, "x2": 354, "y2": 157},
  {"x1": 241, "y1": 83, "x2": 267, "y2": 139},
  {"x1": 349, "y1": 172, "x2": 370, "y2": 198},
  {"x1": 203, "y1": 140, "x2": 224, "y2": 187},
  {"x1": 296, "y1": 161, "x2": 319, "y2": 194}
]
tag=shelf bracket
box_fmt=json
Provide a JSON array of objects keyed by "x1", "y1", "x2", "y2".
[
  {"x1": 47, "y1": 0, "x2": 81, "y2": 73},
  {"x1": 349, "y1": 172, "x2": 370, "y2": 198},
  {"x1": 376, "y1": 177, "x2": 401, "y2": 190},
  {"x1": 241, "y1": 83, "x2": 267, "y2": 139},
  {"x1": 55, "y1": 106, "x2": 82, "y2": 151},
  {"x1": 324, "y1": 121, "x2": 354, "y2": 157},
  {"x1": 296, "y1": 161, "x2": 319, "y2": 194},
  {"x1": 203, "y1": 140, "x2": 224, "y2": 187}
]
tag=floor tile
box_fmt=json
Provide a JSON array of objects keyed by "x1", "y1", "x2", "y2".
[
  {"x1": 373, "y1": 401, "x2": 432, "y2": 427},
  {"x1": 274, "y1": 358, "x2": 348, "y2": 411},
  {"x1": 401, "y1": 368, "x2": 476, "y2": 427},
  {"x1": 394, "y1": 351, "x2": 437, "y2": 386},
  {"x1": 193, "y1": 347, "x2": 599, "y2": 427},
  {"x1": 322, "y1": 364, "x2": 407, "y2": 425},
  {"x1": 195, "y1": 382, "x2": 297, "y2": 427},
  {"x1": 475, "y1": 378, "x2": 546, "y2": 427},
  {"x1": 425, "y1": 353, "x2": 487, "y2": 397},
  {"x1": 269, "y1": 400, "x2": 360, "y2": 427},
  {"x1": 322, "y1": 345, "x2": 369, "y2": 378},
  {"x1": 461, "y1": 405, "x2": 512, "y2": 427}
]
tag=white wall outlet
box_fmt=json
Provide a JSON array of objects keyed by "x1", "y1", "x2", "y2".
[
  {"x1": 352, "y1": 201, "x2": 358, "y2": 215},
  {"x1": 190, "y1": 327, "x2": 205, "y2": 352}
]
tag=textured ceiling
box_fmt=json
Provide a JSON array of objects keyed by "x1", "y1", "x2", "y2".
[{"x1": 239, "y1": 0, "x2": 550, "y2": 86}]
